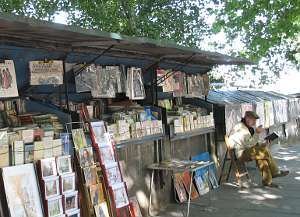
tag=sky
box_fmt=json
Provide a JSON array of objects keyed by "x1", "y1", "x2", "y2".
[{"x1": 53, "y1": 11, "x2": 300, "y2": 95}]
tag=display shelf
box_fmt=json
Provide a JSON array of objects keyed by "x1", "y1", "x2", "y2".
[
  {"x1": 115, "y1": 133, "x2": 165, "y2": 149},
  {"x1": 170, "y1": 127, "x2": 215, "y2": 141}
]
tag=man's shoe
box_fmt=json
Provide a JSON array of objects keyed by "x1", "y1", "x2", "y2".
[
  {"x1": 263, "y1": 182, "x2": 281, "y2": 188},
  {"x1": 273, "y1": 170, "x2": 289, "y2": 178}
]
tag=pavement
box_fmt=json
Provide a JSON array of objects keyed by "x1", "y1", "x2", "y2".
[{"x1": 156, "y1": 142, "x2": 300, "y2": 217}]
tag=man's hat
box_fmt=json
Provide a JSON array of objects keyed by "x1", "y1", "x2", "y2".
[{"x1": 244, "y1": 111, "x2": 259, "y2": 119}]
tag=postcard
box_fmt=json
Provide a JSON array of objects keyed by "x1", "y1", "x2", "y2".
[
  {"x1": 56, "y1": 155, "x2": 72, "y2": 175},
  {"x1": 44, "y1": 176, "x2": 60, "y2": 199},
  {"x1": 78, "y1": 147, "x2": 94, "y2": 167},
  {"x1": 60, "y1": 173, "x2": 76, "y2": 193},
  {"x1": 72, "y1": 129, "x2": 88, "y2": 149},
  {"x1": 111, "y1": 182, "x2": 129, "y2": 208},
  {"x1": 105, "y1": 162, "x2": 122, "y2": 186},
  {"x1": 63, "y1": 191, "x2": 78, "y2": 212},
  {"x1": 41, "y1": 157, "x2": 57, "y2": 178}
]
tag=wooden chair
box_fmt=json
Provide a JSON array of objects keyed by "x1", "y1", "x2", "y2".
[{"x1": 218, "y1": 136, "x2": 250, "y2": 186}]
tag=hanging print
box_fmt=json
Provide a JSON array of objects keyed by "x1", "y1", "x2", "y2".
[{"x1": 0, "y1": 60, "x2": 18, "y2": 97}]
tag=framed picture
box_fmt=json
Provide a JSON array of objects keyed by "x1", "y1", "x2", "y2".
[
  {"x1": 91, "y1": 121, "x2": 106, "y2": 145},
  {"x1": 111, "y1": 182, "x2": 129, "y2": 209},
  {"x1": 71, "y1": 129, "x2": 88, "y2": 150},
  {"x1": 94, "y1": 202, "x2": 110, "y2": 217},
  {"x1": 78, "y1": 147, "x2": 94, "y2": 167},
  {"x1": 24, "y1": 143, "x2": 34, "y2": 164},
  {"x1": 63, "y1": 191, "x2": 78, "y2": 212},
  {"x1": 83, "y1": 165, "x2": 98, "y2": 186},
  {"x1": 60, "y1": 172, "x2": 76, "y2": 193},
  {"x1": 129, "y1": 196, "x2": 143, "y2": 217},
  {"x1": 46, "y1": 195, "x2": 63, "y2": 217},
  {"x1": 65, "y1": 208, "x2": 80, "y2": 217},
  {"x1": 56, "y1": 155, "x2": 72, "y2": 175},
  {"x1": 40, "y1": 157, "x2": 57, "y2": 178},
  {"x1": 105, "y1": 162, "x2": 122, "y2": 186},
  {"x1": 99, "y1": 146, "x2": 115, "y2": 165},
  {"x1": 89, "y1": 183, "x2": 105, "y2": 205},
  {"x1": 29, "y1": 60, "x2": 64, "y2": 85},
  {"x1": 2, "y1": 164, "x2": 44, "y2": 217},
  {"x1": 44, "y1": 176, "x2": 60, "y2": 199},
  {"x1": 0, "y1": 60, "x2": 19, "y2": 98}
]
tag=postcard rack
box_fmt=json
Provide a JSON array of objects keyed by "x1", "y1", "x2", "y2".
[{"x1": 80, "y1": 105, "x2": 133, "y2": 217}]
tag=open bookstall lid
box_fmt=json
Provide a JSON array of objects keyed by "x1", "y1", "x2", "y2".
[{"x1": 0, "y1": 13, "x2": 252, "y2": 75}]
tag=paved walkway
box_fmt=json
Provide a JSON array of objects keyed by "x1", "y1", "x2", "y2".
[{"x1": 158, "y1": 143, "x2": 300, "y2": 217}]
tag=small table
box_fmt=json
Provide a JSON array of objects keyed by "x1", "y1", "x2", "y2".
[{"x1": 148, "y1": 160, "x2": 214, "y2": 217}]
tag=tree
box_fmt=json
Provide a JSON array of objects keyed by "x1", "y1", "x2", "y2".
[{"x1": 213, "y1": 0, "x2": 300, "y2": 63}]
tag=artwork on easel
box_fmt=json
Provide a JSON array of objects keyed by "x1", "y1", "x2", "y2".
[
  {"x1": 29, "y1": 60, "x2": 64, "y2": 85},
  {"x1": 0, "y1": 60, "x2": 18, "y2": 98}
]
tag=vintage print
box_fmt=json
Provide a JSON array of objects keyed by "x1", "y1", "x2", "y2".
[
  {"x1": 79, "y1": 147, "x2": 94, "y2": 167},
  {"x1": 29, "y1": 60, "x2": 64, "y2": 85},
  {"x1": 94, "y1": 202, "x2": 110, "y2": 217},
  {"x1": 105, "y1": 162, "x2": 122, "y2": 186},
  {"x1": 83, "y1": 165, "x2": 98, "y2": 186},
  {"x1": 47, "y1": 196, "x2": 63, "y2": 217},
  {"x1": 61, "y1": 173, "x2": 76, "y2": 193},
  {"x1": 72, "y1": 129, "x2": 88, "y2": 149},
  {"x1": 44, "y1": 176, "x2": 60, "y2": 199},
  {"x1": 41, "y1": 157, "x2": 58, "y2": 178},
  {"x1": 56, "y1": 155, "x2": 72, "y2": 175},
  {"x1": 0, "y1": 60, "x2": 18, "y2": 97},
  {"x1": 64, "y1": 191, "x2": 78, "y2": 212},
  {"x1": 2, "y1": 164, "x2": 44, "y2": 217},
  {"x1": 89, "y1": 183, "x2": 105, "y2": 205},
  {"x1": 111, "y1": 182, "x2": 129, "y2": 209}
]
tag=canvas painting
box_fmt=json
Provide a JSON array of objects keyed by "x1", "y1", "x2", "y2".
[
  {"x1": 129, "y1": 196, "x2": 143, "y2": 217},
  {"x1": 47, "y1": 196, "x2": 63, "y2": 217},
  {"x1": 105, "y1": 162, "x2": 122, "y2": 186},
  {"x1": 83, "y1": 165, "x2": 98, "y2": 186},
  {"x1": 29, "y1": 60, "x2": 64, "y2": 85},
  {"x1": 78, "y1": 147, "x2": 94, "y2": 167},
  {"x1": 111, "y1": 182, "x2": 129, "y2": 209},
  {"x1": 44, "y1": 176, "x2": 60, "y2": 199},
  {"x1": 56, "y1": 155, "x2": 72, "y2": 175},
  {"x1": 72, "y1": 129, "x2": 88, "y2": 149},
  {"x1": 64, "y1": 191, "x2": 78, "y2": 212},
  {"x1": 89, "y1": 183, "x2": 105, "y2": 205},
  {"x1": 61, "y1": 173, "x2": 76, "y2": 193},
  {"x1": 173, "y1": 173, "x2": 187, "y2": 203},
  {"x1": 91, "y1": 121, "x2": 106, "y2": 145},
  {"x1": 94, "y1": 202, "x2": 110, "y2": 217},
  {"x1": 2, "y1": 164, "x2": 44, "y2": 217},
  {"x1": 0, "y1": 60, "x2": 18, "y2": 97},
  {"x1": 41, "y1": 157, "x2": 57, "y2": 178}
]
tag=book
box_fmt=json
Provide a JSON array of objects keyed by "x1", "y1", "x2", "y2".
[{"x1": 265, "y1": 132, "x2": 279, "y2": 141}]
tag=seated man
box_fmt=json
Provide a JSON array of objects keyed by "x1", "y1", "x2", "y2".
[{"x1": 228, "y1": 111, "x2": 289, "y2": 188}]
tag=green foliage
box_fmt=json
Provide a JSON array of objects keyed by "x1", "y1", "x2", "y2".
[{"x1": 214, "y1": 0, "x2": 300, "y2": 62}]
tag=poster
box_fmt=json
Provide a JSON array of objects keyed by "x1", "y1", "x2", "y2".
[
  {"x1": 127, "y1": 67, "x2": 145, "y2": 100},
  {"x1": 2, "y1": 164, "x2": 44, "y2": 217},
  {"x1": 29, "y1": 60, "x2": 64, "y2": 85},
  {"x1": 0, "y1": 60, "x2": 19, "y2": 97},
  {"x1": 74, "y1": 64, "x2": 99, "y2": 93}
]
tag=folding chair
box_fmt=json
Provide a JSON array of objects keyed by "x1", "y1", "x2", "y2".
[{"x1": 218, "y1": 136, "x2": 250, "y2": 187}]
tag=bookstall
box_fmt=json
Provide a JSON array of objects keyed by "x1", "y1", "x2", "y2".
[
  {"x1": 0, "y1": 14, "x2": 252, "y2": 217},
  {"x1": 206, "y1": 90, "x2": 300, "y2": 163}
]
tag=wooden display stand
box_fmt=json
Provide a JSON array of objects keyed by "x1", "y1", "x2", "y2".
[{"x1": 80, "y1": 105, "x2": 133, "y2": 217}]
